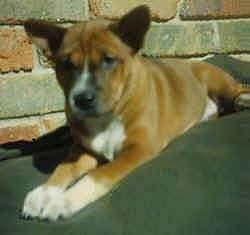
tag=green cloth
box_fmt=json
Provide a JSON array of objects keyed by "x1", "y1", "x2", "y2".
[{"x1": 0, "y1": 55, "x2": 250, "y2": 235}]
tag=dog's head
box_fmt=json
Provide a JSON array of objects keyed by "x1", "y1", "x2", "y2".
[{"x1": 24, "y1": 5, "x2": 150, "y2": 123}]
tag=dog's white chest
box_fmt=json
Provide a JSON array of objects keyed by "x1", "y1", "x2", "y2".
[{"x1": 91, "y1": 118, "x2": 126, "y2": 161}]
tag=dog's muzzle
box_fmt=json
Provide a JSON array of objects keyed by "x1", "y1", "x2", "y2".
[{"x1": 73, "y1": 90, "x2": 96, "y2": 110}]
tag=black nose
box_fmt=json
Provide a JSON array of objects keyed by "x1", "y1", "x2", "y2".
[{"x1": 73, "y1": 91, "x2": 96, "y2": 109}]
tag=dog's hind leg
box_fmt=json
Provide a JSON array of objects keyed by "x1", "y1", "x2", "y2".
[
  {"x1": 234, "y1": 92, "x2": 250, "y2": 111},
  {"x1": 191, "y1": 61, "x2": 250, "y2": 111}
]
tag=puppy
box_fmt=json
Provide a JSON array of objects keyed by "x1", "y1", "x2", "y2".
[{"x1": 22, "y1": 5, "x2": 250, "y2": 220}]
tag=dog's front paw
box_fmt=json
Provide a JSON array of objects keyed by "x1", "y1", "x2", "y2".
[{"x1": 22, "y1": 185, "x2": 72, "y2": 221}]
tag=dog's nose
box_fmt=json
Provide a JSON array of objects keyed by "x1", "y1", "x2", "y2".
[{"x1": 73, "y1": 91, "x2": 96, "y2": 109}]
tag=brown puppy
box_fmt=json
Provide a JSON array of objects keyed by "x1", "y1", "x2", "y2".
[{"x1": 22, "y1": 5, "x2": 250, "y2": 220}]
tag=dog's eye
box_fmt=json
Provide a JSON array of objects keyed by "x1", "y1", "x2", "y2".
[
  {"x1": 101, "y1": 55, "x2": 117, "y2": 69},
  {"x1": 58, "y1": 56, "x2": 75, "y2": 70}
]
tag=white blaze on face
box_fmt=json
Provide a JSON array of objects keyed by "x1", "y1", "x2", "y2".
[
  {"x1": 81, "y1": 57, "x2": 90, "y2": 84},
  {"x1": 69, "y1": 57, "x2": 90, "y2": 110}
]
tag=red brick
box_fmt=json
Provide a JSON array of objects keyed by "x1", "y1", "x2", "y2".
[
  {"x1": 0, "y1": 114, "x2": 67, "y2": 145},
  {"x1": 90, "y1": 0, "x2": 179, "y2": 21},
  {"x1": 0, "y1": 0, "x2": 89, "y2": 24},
  {"x1": 0, "y1": 121, "x2": 40, "y2": 144},
  {"x1": 41, "y1": 113, "x2": 66, "y2": 133},
  {"x1": 0, "y1": 28, "x2": 33, "y2": 73},
  {"x1": 180, "y1": 0, "x2": 250, "y2": 20}
]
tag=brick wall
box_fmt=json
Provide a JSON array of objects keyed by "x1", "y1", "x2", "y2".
[{"x1": 0, "y1": 0, "x2": 250, "y2": 144}]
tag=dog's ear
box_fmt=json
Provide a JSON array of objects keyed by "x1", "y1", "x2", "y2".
[
  {"x1": 24, "y1": 20, "x2": 66, "y2": 58},
  {"x1": 110, "y1": 5, "x2": 150, "y2": 53}
]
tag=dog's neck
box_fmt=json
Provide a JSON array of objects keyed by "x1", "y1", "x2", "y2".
[
  {"x1": 113, "y1": 56, "x2": 147, "y2": 106},
  {"x1": 113, "y1": 56, "x2": 153, "y2": 122}
]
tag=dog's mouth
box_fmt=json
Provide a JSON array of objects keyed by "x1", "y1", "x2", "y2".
[
  {"x1": 66, "y1": 96, "x2": 114, "y2": 136},
  {"x1": 69, "y1": 101, "x2": 98, "y2": 118},
  {"x1": 66, "y1": 90, "x2": 97, "y2": 117},
  {"x1": 67, "y1": 95, "x2": 112, "y2": 120},
  {"x1": 73, "y1": 96, "x2": 96, "y2": 113}
]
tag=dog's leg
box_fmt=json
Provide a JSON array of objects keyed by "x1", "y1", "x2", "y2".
[
  {"x1": 30, "y1": 144, "x2": 152, "y2": 220},
  {"x1": 192, "y1": 61, "x2": 250, "y2": 110},
  {"x1": 62, "y1": 146, "x2": 151, "y2": 217},
  {"x1": 44, "y1": 145, "x2": 98, "y2": 189},
  {"x1": 22, "y1": 144, "x2": 97, "y2": 220},
  {"x1": 234, "y1": 93, "x2": 250, "y2": 111}
]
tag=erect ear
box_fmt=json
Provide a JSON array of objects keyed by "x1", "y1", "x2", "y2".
[
  {"x1": 110, "y1": 5, "x2": 151, "y2": 53},
  {"x1": 24, "y1": 20, "x2": 66, "y2": 58}
]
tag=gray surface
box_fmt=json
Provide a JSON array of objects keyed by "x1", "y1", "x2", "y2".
[{"x1": 0, "y1": 111, "x2": 250, "y2": 235}]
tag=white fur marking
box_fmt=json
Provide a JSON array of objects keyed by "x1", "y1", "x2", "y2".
[
  {"x1": 79, "y1": 58, "x2": 90, "y2": 85},
  {"x1": 75, "y1": 57, "x2": 89, "y2": 90},
  {"x1": 22, "y1": 177, "x2": 109, "y2": 220},
  {"x1": 91, "y1": 118, "x2": 126, "y2": 161},
  {"x1": 69, "y1": 57, "x2": 90, "y2": 111},
  {"x1": 235, "y1": 93, "x2": 250, "y2": 108},
  {"x1": 22, "y1": 185, "x2": 68, "y2": 220},
  {"x1": 201, "y1": 98, "x2": 218, "y2": 122}
]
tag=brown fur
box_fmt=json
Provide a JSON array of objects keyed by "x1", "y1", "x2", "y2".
[{"x1": 22, "y1": 5, "x2": 250, "y2": 220}]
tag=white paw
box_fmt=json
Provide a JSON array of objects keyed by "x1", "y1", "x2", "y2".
[
  {"x1": 235, "y1": 93, "x2": 250, "y2": 109},
  {"x1": 22, "y1": 185, "x2": 73, "y2": 221}
]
